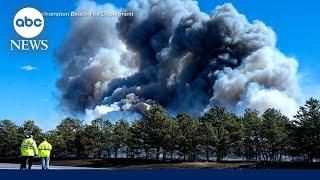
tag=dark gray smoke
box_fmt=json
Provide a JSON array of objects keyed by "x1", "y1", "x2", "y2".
[{"x1": 57, "y1": 0, "x2": 300, "y2": 120}]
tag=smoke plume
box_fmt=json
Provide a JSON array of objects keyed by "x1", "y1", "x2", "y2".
[{"x1": 57, "y1": 0, "x2": 300, "y2": 120}]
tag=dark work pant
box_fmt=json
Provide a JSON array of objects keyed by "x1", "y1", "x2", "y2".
[{"x1": 20, "y1": 156, "x2": 33, "y2": 170}]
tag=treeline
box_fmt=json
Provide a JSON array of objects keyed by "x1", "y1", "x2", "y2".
[{"x1": 0, "y1": 98, "x2": 320, "y2": 162}]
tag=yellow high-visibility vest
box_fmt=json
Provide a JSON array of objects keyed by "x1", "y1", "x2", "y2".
[
  {"x1": 21, "y1": 138, "x2": 38, "y2": 156},
  {"x1": 38, "y1": 140, "x2": 52, "y2": 158}
]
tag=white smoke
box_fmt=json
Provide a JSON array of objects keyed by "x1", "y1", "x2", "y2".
[
  {"x1": 85, "y1": 93, "x2": 151, "y2": 121},
  {"x1": 211, "y1": 47, "x2": 300, "y2": 117}
]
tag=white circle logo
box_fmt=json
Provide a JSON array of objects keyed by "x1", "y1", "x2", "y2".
[{"x1": 13, "y1": 7, "x2": 44, "y2": 38}]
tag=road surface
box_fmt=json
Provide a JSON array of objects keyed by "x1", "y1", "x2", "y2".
[{"x1": 0, "y1": 163, "x2": 113, "y2": 170}]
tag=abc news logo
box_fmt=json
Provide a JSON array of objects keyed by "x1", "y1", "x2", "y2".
[{"x1": 10, "y1": 7, "x2": 48, "y2": 51}]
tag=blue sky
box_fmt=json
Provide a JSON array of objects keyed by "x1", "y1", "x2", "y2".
[{"x1": 0, "y1": 0, "x2": 319, "y2": 131}]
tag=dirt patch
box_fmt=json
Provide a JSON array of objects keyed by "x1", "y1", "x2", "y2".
[{"x1": 49, "y1": 159, "x2": 254, "y2": 169}]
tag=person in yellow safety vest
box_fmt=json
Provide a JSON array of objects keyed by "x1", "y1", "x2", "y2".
[
  {"x1": 38, "y1": 137, "x2": 52, "y2": 170},
  {"x1": 20, "y1": 134, "x2": 38, "y2": 170}
]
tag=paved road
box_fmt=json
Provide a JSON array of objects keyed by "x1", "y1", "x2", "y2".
[{"x1": 0, "y1": 163, "x2": 113, "y2": 170}]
